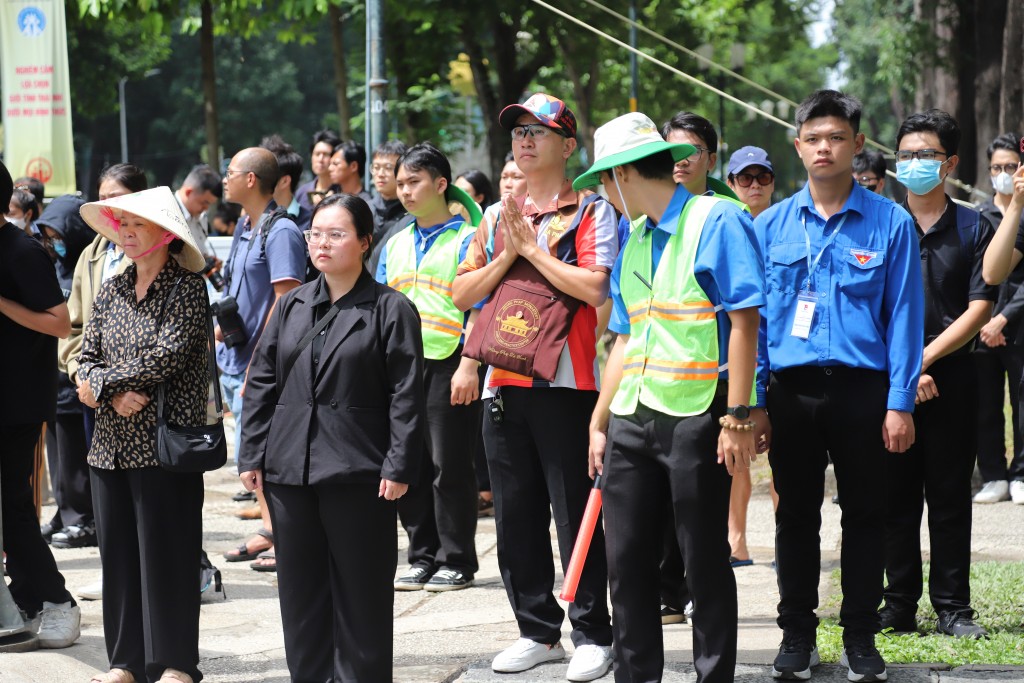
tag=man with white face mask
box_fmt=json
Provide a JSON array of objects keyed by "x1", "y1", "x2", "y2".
[{"x1": 882, "y1": 109, "x2": 995, "y2": 640}]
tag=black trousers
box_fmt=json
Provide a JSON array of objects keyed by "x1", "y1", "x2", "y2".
[
  {"x1": 884, "y1": 355, "x2": 976, "y2": 615},
  {"x1": 768, "y1": 367, "x2": 889, "y2": 636},
  {"x1": 44, "y1": 409, "x2": 93, "y2": 528},
  {"x1": 659, "y1": 515, "x2": 690, "y2": 611},
  {"x1": 604, "y1": 397, "x2": 736, "y2": 683},
  {"x1": 91, "y1": 465, "x2": 203, "y2": 683},
  {"x1": 1, "y1": 423, "x2": 74, "y2": 614},
  {"x1": 976, "y1": 346, "x2": 1024, "y2": 482},
  {"x1": 397, "y1": 350, "x2": 481, "y2": 574},
  {"x1": 265, "y1": 480, "x2": 396, "y2": 683},
  {"x1": 483, "y1": 387, "x2": 612, "y2": 647},
  {"x1": 474, "y1": 365, "x2": 491, "y2": 492}
]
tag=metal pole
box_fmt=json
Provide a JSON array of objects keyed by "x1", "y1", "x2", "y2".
[
  {"x1": 628, "y1": 0, "x2": 638, "y2": 112},
  {"x1": 718, "y1": 72, "x2": 725, "y2": 178},
  {"x1": 118, "y1": 77, "x2": 128, "y2": 164},
  {"x1": 367, "y1": 0, "x2": 388, "y2": 172}
]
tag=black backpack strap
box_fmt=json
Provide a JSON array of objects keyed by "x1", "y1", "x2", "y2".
[
  {"x1": 259, "y1": 207, "x2": 294, "y2": 259},
  {"x1": 954, "y1": 202, "x2": 981, "y2": 263}
]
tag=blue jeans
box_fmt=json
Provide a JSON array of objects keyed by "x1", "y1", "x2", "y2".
[{"x1": 220, "y1": 370, "x2": 246, "y2": 467}]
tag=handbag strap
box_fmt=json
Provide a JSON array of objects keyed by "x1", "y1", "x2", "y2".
[
  {"x1": 277, "y1": 296, "x2": 345, "y2": 395},
  {"x1": 156, "y1": 277, "x2": 223, "y2": 422}
]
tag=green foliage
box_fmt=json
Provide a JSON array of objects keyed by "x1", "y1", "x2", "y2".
[{"x1": 818, "y1": 562, "x2": 1024, "y2": 665}]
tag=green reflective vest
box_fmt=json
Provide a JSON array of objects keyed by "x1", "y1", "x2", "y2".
[
  {"x1": 611, "y1": 195, "x2": 723, "y2": 417},
  {"x1": 385, "y1": 222, "x2": 476, "y2": 360}
]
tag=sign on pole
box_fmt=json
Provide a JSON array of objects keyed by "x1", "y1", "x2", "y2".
[{"x1": 1, "y1": 0, "x2": 76, "y2": 196}]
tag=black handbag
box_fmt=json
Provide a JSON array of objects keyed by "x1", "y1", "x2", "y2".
[{"x1": 155, "y1": 278, "x2": 228, "y2": 473}]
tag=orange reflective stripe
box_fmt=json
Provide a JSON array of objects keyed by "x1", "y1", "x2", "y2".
[
  {"x1": 387, "y1": 272, "x2": 453, "y2": 296},
  {"x1": 421, "y1": 314, "x2": 463, "y2": 336},
  {"x1": 388, "y1": 274, "x2": 417, "y2": 291}
]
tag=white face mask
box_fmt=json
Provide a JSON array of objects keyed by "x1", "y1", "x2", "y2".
[
  {"x1": 993, "y1": 171, "x2": 1015, "y2": 196},
  {"x1": 5, "y1": 215, "x2": 26, "y2": 230}
]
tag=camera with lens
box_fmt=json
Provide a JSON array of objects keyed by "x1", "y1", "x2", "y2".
[
  {"x1": 210, "y1": 296, "x2": 248, "y2": 349},
  {"x1": 202, "y1": 257, "x2": 225, "y2": 292}
]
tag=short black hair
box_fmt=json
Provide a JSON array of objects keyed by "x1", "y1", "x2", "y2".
[
  {"x1": 661, "y1": 111, "x2": 717, "y2": 153},
  {"x1": 311, "y1": 193, "x2": 375, "y2": 261},
  {"x1": 456, "y1": 169, "x2": 495, "y2": 208},
  {"x1": 333, "y1": 141, "x2": 367, "y2": 178},
  {"x1": 13, "y1": 176, "x2": 44, "y2": 205},
  {"x1": 896, "y1": 109, "x2": 960, "y2": 157},
  {"x1": 795, "y1": 89, "x2": 862, "y2": 134},
  {"x1": 310, "y1": 129, "x2": 342, "y2": 155},
  {"x1": 396, "y1": 142, "x2": 452, "y2": 184},
  {"x1": 182, "y1": 164, "x2": 223, "y2": 198},
  {"x1": 373, "y1": 140, "x2": 408, "y2": 161},
  {"x1": 504, "y1": 151, "x2": 516, "y2": 164},
  {"x1": 10, "y1": 188, "x2": 40, "y2": 222},
  {"x1": 626, "y1": 150, "x2": 676, "y2": 182},
  {"x1": 0, "y1": 162, "x2": 12, "y2": 209},
  {"x1": 853, "y1": 150, "x2": 887, "y2": 178},
  {"x1": 987, "y1": 132, "x2": 1023, "y2": 162},
  {"x1": 98, "y1": 163, "x2": 148, "y2": 195},
  {"x1": 260, "y1": 134, "x2": 294, "y2": 156},
  {"x1": 214, "y1": 202, "x2": 241, "y2": 226},
  {"x1": 794, "y1": 89, "x2": 860, "y2": 135},
  {"x1": 261, "y1": 136, "x2": 303, "y2": 193}
]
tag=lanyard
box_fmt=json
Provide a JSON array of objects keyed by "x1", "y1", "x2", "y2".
[
  {"x1": 416, "y1": 217, "x2": 462, "y2": 253},
  {"x1": 801, "y1": 211, "x2": 849, "y2": 290}
]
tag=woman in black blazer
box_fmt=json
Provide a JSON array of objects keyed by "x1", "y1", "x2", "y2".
[{"x1": 238, "y1": 193, "x2": 425, "y2": 683}]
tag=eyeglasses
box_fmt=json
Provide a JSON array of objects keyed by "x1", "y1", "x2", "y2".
[
  {"x1": 304, "y1": 229, "x2": 348, "y2": 244},
  {"x1": 732, "y1": 171, "x2": 775, "y2": 187},
  {"x1": 511, "y1": 124, "x2": 566, "y2": 141},
  {"x1": 370, "y1": 164, "x2": 394, "y2": 174},
  {"x1": 856, "y1": 175, "x2": 880, "y2": 189},
  {"x1": 989, "y1": 163, "x2": 1021, "y2": 175},
  {"x1": 894, "y1": 149, "x2": 947, "y2": 162},
  {"x1": 679, "y1": 146, "x2": 713, "y2": 163},
  {"x1": 224, "y1": 168, "x2": 261, "y2": 180}
]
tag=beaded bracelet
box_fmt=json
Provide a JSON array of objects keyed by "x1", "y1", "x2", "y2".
[{"x1": 718, "y1": 416, "x2": 755, "y2": 432}]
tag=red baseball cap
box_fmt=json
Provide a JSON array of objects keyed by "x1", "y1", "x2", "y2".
[{"x1": 499, "y1": 93, "x2": 577, "y2": 138}]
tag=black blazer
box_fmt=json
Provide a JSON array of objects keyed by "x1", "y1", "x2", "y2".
[{"x1": 238, "y1": 270, "x2": 426, "y2": 486}]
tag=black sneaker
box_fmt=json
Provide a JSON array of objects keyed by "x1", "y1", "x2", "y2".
[
  {"x1": 840, "y1": 632, "x2": 887, "y2": 682},
  {"x1": 50, "y1": 524, "x2": 98, "y2": 549},
  {"x1": 936, "y1": 610, "x2": 989, "y2": 639},
  {"x1": 660, "y1": 604, "x2": 686, "y2": 625},
  {"x1": 878, "y1": 605, "x2": 917, "y2": 634},
  {"x1": 394, "y1": 565, "x2": 434, "y2": 591},
  {"x1": 772, "y1": 630, "x2": 819, "y2": 680},
  {"x1": 424, "y1": 567, "x2": 474, "y2": 592},
  {"x1": 40, "y1": 522, "x2": 57, "y2": 544},
  {"x1": 232, "y1": 490, "x2": 256, "y2": 502}
]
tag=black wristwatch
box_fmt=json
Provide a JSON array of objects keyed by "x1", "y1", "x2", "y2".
[{"x1": 726, "y1": 405, "x2": 751, "y2": 420}]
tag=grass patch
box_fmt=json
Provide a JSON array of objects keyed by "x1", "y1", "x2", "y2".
[{"x1": 817, "y1": 562, "x2": 1024, "y2": 665}]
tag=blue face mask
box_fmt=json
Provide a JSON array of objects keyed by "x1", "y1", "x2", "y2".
[
  {"x1": 52, "y1": 238, "x2": 67, "y2": 258},
  {"x1": 896, "y1": 158, "x2": 944, "y2": 196}
]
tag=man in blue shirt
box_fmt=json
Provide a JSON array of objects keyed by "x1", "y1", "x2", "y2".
[
  {"x1": 755, "y1": 90, "x2": 924, "y2": 682},
  {"x1": 218, "y1": 147, "x2": 307, "y2": 565}
]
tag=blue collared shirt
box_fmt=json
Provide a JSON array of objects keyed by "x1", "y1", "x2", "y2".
[
  {"x1": 608, "y1": 185, "x2": 765, "y2": 380},
  {"x1": 754, "y1": 182, "x2": 924, "y2": 412}
]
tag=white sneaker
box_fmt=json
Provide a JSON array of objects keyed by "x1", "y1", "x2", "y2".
[
  {"x1": 567, "y1": 644, "x2": 613, "y2": 681},
  {"x1": 18, "y1": 609, "x2": 40, "y2": 634},
  {"x1": 492, "y1": 638, "x2": 565, "y2": 673},
  {"x1": 37, "y1": 601, "x2": 81, "y2": 649},
  {"x1": 78, "y1": 577, "x2": 103, "y2": 601},
  {"x1": 974, "y1": 480, "x2": 1010, "y2": 503},
  {"x1": 1011, "y1": 480, "x2": 1024, "y2": 505}
]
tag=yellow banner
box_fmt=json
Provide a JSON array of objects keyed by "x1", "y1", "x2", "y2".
[{"x1": 1, "y1": 0, "x2": 76, "y2": 195}]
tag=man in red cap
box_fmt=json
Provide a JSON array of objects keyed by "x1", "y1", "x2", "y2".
[{"x1": 454, "y1": 93, "x2": 617, "y2": 681}]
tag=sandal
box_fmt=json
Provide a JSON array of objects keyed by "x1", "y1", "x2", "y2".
[
  {"x1": 156, "y1": 669, "x2": 192, "y2": 683},
  {"x1": 90, "y1": 669, "x2": 136, "y2": 683},
  {"x1": 223, "y1": 528, "x2": 273, "y2": 562},
  {"x1": 250, "y1": 550, "x2": 277, "y2": 573}
]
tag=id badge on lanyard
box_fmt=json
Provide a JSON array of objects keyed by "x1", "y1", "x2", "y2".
[{"x1": 790, "y1": 213, "x2": 848, "y2": 339}]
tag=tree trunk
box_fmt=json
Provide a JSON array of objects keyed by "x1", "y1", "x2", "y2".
[
  {"x1": 973, "y1": 0, "x2": 1007, "y2": 188},
  {"x1": 329, "y1": 3, "x2": 352, "y2": 139},
  {"x1": 913, "y1": 0, "x2": 959, "y2": 115},
  {"x1": 199, "y1": 0, "x2": 219, "y2": 168},
  {"x1": 558, "y1": 34, "x2": 598, "y2": 165},
  {"x1": 999, "y1": 0, "x2": 1023, "y2": 136}
]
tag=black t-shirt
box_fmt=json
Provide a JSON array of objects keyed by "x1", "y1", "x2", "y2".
[{"x1": 0, "y1": 222, "x2": 65, "y2": 425}]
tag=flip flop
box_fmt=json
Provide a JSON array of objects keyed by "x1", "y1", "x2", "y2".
[
  {"x1": 250, "y1": 550, "x2": 277, "y2": 573},
  {"x1": 223, "y1": 528, "x2": 273, "y2": 562},
  {"x1": 730, "y1": 556, "x2": 754, "y2": 568}
]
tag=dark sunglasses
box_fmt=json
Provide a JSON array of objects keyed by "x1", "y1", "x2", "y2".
[{"x1": 732, "y1": 171, "x2": 774, "y2": 188}]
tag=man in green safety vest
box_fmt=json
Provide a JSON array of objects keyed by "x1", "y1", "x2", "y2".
[
  {"x1": 578, "y1": 112, "x2": 765, "y2": 683},
  {"x1": 375, "y1": 142, "x2": 483, "y2": 593}
]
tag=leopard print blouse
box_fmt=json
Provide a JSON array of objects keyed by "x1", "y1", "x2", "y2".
[{"x1": 78, "y1": 258, "x2": 210, "y2": 469}]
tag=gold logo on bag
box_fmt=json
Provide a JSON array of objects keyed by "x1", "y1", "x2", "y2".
[{"x1": 495, "y1": 299, "x2": 541, "y2": 349}]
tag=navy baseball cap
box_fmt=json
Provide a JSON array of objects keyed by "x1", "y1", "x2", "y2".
[{"x1": 728, "y1": 146, "x2": 773, "y2": 175}]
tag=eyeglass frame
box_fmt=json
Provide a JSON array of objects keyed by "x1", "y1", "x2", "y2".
[
  {"x1": 224, "y1": 168, "x2": 262, "y2": 180},
  {"x1": 677, "y1": 146, "x2": 713, "y2": 163},
  {"x1": 303, "y1": 229, "x2": 349, "y2": 245},
  {"x1": 510, "y1": 124, "x2": 568, "y2": 141},
  {"x1": 989, "y1": 163, "x2": 1021, "y2": 175},
  {"x1": 894, "y1": 149, "x2": 948, "y2": 163},
  {"x1": 730, "y1": 171, "x2": 775, "y2": 187}
]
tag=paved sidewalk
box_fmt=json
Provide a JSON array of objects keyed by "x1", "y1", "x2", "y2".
[{"x1": 4, "y1": 434, "x2": 1024, "y2": 681}]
